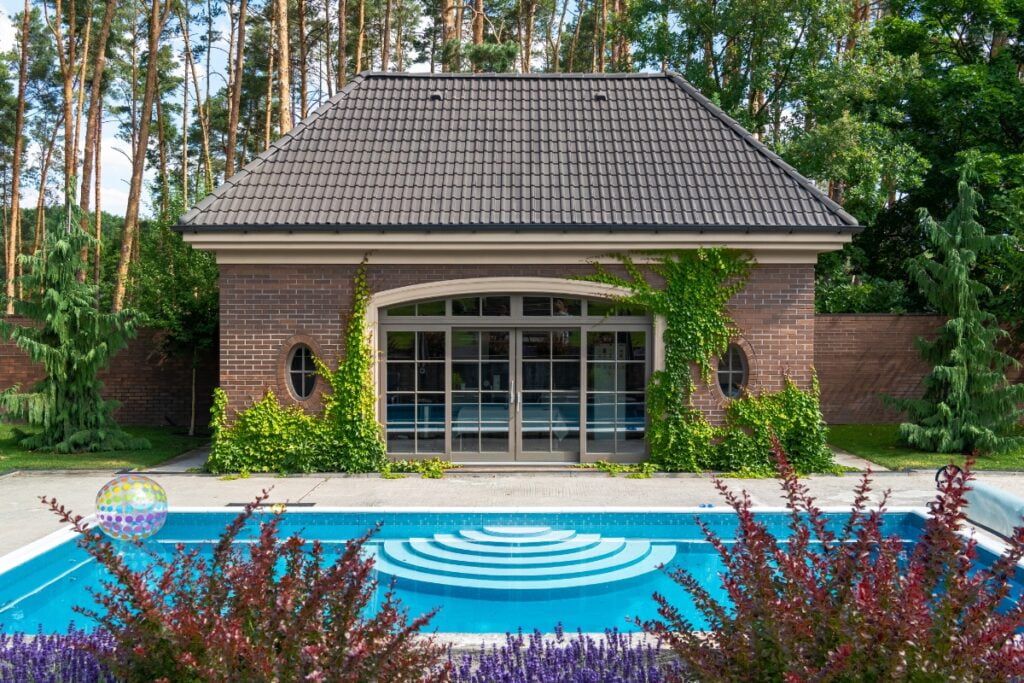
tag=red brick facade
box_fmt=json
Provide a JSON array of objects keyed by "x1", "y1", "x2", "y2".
[
  {"x1": 0, "y1": 322, "x2": 218, "y2": 427},
  {"x1": 219, "y1": 262, "x2": 817, "y2": 425}
]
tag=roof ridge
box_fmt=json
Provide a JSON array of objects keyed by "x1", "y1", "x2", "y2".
[
  {"x1": 179, "y1": 75, "x2": 369, "y2": 226},
  {"x1": 358, "y1": 71, "x2": 665, "y2": 79},
  {"x1": 663, "y1": 71, "x2": 859, "y2": 229}
]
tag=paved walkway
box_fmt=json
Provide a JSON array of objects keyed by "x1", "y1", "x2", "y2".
[{"x1": 4, "y1": 469, "x2": 1024, "y2": 557}]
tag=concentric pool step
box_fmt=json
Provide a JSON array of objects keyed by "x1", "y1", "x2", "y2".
[{"x1": 372, "y1": 526, "x2": 676, "y2": 596}]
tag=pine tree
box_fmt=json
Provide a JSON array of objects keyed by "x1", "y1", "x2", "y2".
[
  {"x1": 891, "y1": 169, "x2": 1024, "y2": 455},
  {"x1": 0, "y1": 225, "x2": 148, "y2": 453}
]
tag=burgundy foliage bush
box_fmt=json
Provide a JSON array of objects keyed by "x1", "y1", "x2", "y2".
[
  {"x1": 642, "y1": 439, "x2": 1024, "y2": 681},
  {"x1": 41, "y1": 490, "x2": 449, "y2": 682}
]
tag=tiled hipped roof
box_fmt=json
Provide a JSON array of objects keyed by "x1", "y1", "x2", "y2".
[{"x1": 179, "y1": 72, "x2": 860, "y2": 232}]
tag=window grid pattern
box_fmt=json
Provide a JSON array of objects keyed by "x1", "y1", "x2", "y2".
[
  {"x1": 451, "y1": 330, "x2": 511, "y2": 453},
  {"x1": 521, "y1": 329, "x2": 581, "y2": 452},
  {"x1": 585, "y1": 331, "x2": 647, "y2": 455},
  {"x1": 385, "y1": 331, "x2": 446, "y2": 454},
  {"x1": 718, "y1": 344, "x2": 749, "y2": 398},
  {"x1": 289, "y1": 345, "x2": 317, "y2": 399}
]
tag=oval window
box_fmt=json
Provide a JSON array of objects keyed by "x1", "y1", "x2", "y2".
[
  {"x1": 288, "y1": 344, "x2": 317, "y2": 400},
  {"x1": 717, "y1": 344, "x2": 748, "y2": 398}
]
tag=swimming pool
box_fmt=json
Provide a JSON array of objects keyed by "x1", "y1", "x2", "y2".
[{"x1": 0, "y1": 508, "x2": 1018, "y2": 634}]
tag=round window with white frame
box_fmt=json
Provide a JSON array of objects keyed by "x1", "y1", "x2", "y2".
[
  {"x1": 717, "y1": 344, "x2": 748, "y2": 399},
  {"x1": 288, "y1": 344, "x2": 317, "y2": 400}
]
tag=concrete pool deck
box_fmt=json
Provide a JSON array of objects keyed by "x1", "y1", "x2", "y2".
[{"x1": 3, "y1": 469, "x2": 1024, "y2": 556}]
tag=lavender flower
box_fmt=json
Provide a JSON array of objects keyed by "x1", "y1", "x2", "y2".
[
  {"x1": 0, "y1": 627, "x2": 116, "y2": 683},
  {"x1": 450, "y1": 627, "x2": 679, "y2": 682}
]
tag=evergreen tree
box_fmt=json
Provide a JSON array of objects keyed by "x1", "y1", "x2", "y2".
[
  {"x1": 0, "y1": 225, "x2": 147, "y2": 452},
  {"x1": 891, "y1": 169, "x2": 1024, "y2": 455}
]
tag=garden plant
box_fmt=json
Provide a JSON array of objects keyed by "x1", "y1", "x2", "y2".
[
  {"x1": 39, "y1": 490, "x2": 449, "y2": 682},
  {"x1": 0, "y1": 224, "x2": 145, "y2": 453},
  {"x1": 643, "y1": 438, "x2": 1024, "y2": 680},
  {"x1": 889, "y1": 166, "x2": 1024, "y2": 455}
]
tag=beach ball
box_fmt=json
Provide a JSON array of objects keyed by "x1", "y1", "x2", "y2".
[{"x1": 95, "y1": 474, "x2": 168, "y2": 541}]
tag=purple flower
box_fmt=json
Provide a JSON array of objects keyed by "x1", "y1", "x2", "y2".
[
  {"x1": 449, "y1": 627, "x2": 679, "y2": 682},
  {"x1": 0, "y1": 626, "x2": 116, "y2": 683}
]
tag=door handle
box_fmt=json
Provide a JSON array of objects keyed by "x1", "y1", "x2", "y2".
[{"x1": 509, "y1": 379, "x2": 516, "y2": 414}]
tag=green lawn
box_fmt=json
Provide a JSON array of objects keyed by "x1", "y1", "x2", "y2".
[
  {"x1": 828, "y1": 423, "x2": 1024, "y2": 471},
  {"x1": 0, "y1": 425, "x2": 208, "y2": 471}
]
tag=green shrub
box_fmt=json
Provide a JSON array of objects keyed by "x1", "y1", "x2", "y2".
[
  {"x1": 208, "y1": 259, "x2": 388, "y2": 474},
  {"x1": 715, "y1": 377, "x2": 834, "y2": 475},
  {"x1": 206, "y1": 389, "x2": 321, "y2": 474}
]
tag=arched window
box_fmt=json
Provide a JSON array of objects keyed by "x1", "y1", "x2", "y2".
[
  {"x1": 717, "y1": 344, "x2": 748, "y2": 398},
  {"x1": 288, "y1": 344, "x2": 317, "y2": 399}
]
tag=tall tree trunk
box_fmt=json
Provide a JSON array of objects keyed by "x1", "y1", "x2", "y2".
[
  {"x1": 179, "y1": 10, "x2": 214, "y2": 194},
  {"x1": 181, "y1": 30, "x2": 189, "y2": 206},
  {"x1": 33, "y1": 116, "x2": 62, "y2": 257},
  {"x1": 79, "y1": 0, "x2": 115, "y2": 241},
  {"x1": 355, "y1": 0, "x2": 365, "y2": 73},
  {"x1": 265, "y1": 20, "x2": 275, "y2": 151},
  {"x1": 382, "y1": 0, "x2": 391, "y2": 70},
  {"x1": 298, "y1": 0, "x2": 307, "y2": 117},
  {"x1": 338, "y1": 0, "x2": 347, "y2": 87},
  {"x1": 44, "y1": 0, "x2": 78, "y2": 234},
  {"x1": 6, "y1": 0, "x2": 29, "y2": 314},
  {"x1": 276, "y1": 0, "x2": 293, "y2": 134},
  {"x1": 112, "y1": 0, "x2": 172, "y2": 312},
  {"x1": 93, "y1": 115, "x2": 102, "y2": 286},
  {"x1": 396, "y1": 2, "x2": 404, "y2": 70},
  {"x1": 225, "y1": 0, "x2": 247, "y2": 177},
  {"x1": 441, "y1": 0, "x2": 454, "y2": 71},
  {"x1": 156, "y1": 97, "x2": 169, "y2": 216},
  {"x1": 73, "y1": 13, "x2": 91, "y2": 187},
  {"x1": 473, "y1": 0, "x2": 483, "y2": 47},
  {"x1": 324, "y1": 0, "x2": 333, "y2": 95},
  {"x1": 567, "y1": 0, "x2": 585, "y2": 72}
]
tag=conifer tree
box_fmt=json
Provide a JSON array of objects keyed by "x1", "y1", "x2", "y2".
[
  {"x1": 892, "y1": 169, "x2": 1024, "y2": 455},
  {"x1": 0, "y1": 225, "x2": 147, "y2": 452}
]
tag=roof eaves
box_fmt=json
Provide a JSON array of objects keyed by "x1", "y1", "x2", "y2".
[
  {"x1": 179, "y1": 222, "x2": 863, "y2": 234},
  {"x1": 663, "y1": 72, "x2": 861, "y2": 229},
  {"x1": 177, "y1": 74, "x2": 370, "y2": 229}
]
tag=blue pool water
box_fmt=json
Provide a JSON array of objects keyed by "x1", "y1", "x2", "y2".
[{"x1": 0, "y1": 510, "x2": 1018, "y2": 634}]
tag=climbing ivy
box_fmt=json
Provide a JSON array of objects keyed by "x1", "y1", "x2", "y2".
[
  {"x1": 579, "y1": 250, "x2": 835, "y2": 474},
  {"x1": 312, "y1": 258, "x2": 388, "y2": 473},
  {"x1": 207, "y1": 259, "x2": 387, "y2": 474}
]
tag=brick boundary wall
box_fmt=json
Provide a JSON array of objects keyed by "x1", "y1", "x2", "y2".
[
  {"x1": 814, "y1": 314, "x2": 1023, "y2": 424},
  {"x1": 0, "y1": 319, "x2": 218, "y2": 427}
]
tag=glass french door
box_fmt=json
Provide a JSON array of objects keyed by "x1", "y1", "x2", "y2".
[
  {"x1": 449, "y1": 328, "x2": 581, "y2": 461},
  {"x1": 384, "y1": 324, "x2": 644, "y2": 462}
]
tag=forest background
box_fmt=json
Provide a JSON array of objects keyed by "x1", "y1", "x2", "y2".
[{"x1": 0, "y1": 0, "x2": 1020, "y2": 341}]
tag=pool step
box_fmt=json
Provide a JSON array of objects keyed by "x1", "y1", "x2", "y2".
[{"x1": 373, "y1": 526, "x2": 676, "y2": 595}]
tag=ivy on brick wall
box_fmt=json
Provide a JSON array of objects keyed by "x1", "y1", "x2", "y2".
[
  {"x1": 207, "y1": 259, "x2": 387, "y2": 474},
  {"x1": 311, "y1": 259, "x2": 388, "y2": 473},
  {"x1": 579, "y1": 250, "x2": 835, "y2": 475}
]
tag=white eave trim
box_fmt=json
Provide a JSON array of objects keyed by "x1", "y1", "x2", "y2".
[{"x1": 182, "y1": 230, "x2": 853, "y2": 265}]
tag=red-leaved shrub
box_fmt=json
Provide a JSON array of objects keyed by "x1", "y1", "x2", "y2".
[
  {"x1": 643, "y1": 440, "x2": 1024, "y2": 681},
  {"x1": 42, "y1": 490, "x2": 449, "y2": 682}
]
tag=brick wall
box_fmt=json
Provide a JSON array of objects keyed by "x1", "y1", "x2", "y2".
[
  {"x1": 219, "y1": 262, "x2": 816, "y2": 424},
  {"x1": 0, "y1": 321, "x2": 218, "y2": 427},
  {"x1": 814, "y1": 314, "x2": 943, "y2": 424}
]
